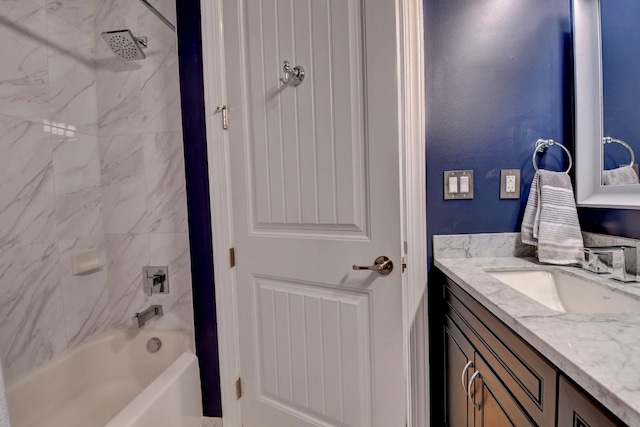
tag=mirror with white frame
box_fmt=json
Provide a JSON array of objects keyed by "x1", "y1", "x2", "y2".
[{"x1": 573, "y1": 0, "x2": 640, "y2": 208}]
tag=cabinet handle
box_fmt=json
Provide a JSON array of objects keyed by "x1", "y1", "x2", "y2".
[
  {"x1": 467, "y1": 370, "x2": 482, "y2": 409},
  {"x1": 461, "y1": 360, "x2": 473, "y2": 393}
]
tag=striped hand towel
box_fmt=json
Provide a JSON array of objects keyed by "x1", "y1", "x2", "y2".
[
  {"x1": 602, "y1": 165, "x2": 639, "y2": 185},
  {"x1": 521, "y1": 170, "x2": 584, "y2": 265}
]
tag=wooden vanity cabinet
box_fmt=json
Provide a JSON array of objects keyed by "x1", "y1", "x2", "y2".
[{"x1": 443, "y1": 276, "x2": 626, "y2": 427}]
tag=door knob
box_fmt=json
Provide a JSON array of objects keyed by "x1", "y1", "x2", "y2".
[{"x1": 352, "y1": 256, "x2": 394, "y2": 276}]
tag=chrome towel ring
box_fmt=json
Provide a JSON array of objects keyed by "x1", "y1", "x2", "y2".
[
  {"x1": 603, "y1": 137, "x2": 635, "y2": 167},
  {"x1": 532, "y1": 139, "x2": 572, "y2": 173}
]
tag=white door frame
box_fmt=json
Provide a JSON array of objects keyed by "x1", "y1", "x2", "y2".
[{"x1": 199, "y1": 0, "x2": 426, "y2": 425}]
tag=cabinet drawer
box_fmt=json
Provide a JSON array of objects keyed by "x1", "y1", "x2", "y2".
[
  {"x1": 558, "y1": 376, "x2": 625, "y2": 427},
  {"x1": 446, "y1": 278, "x2": 557, "y2": 427}
]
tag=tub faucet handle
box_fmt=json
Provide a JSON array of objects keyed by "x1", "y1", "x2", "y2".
[{"x1": 143, "y1": 266, "x2": 169, "y2": 295}]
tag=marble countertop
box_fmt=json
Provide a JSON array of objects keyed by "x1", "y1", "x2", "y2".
[{"x1": 434, "y1": 233, "x2": 640, "y2": 426}]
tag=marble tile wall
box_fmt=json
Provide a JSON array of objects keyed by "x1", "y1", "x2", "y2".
[
  {"x1": 96, "y1": 0, "x2": 191, "y2": 332},
  {"x1": 0, "y1": 0, "x2": 192, "y2": 382}
]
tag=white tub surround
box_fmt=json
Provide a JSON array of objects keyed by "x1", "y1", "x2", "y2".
[
  {"x1": 201, "y1": 418, "x2": 223, "y2": 427},
  {"x1": 6, "y1": 328, "x2": 200, "y2": 427},
  {"x1": 105, "y1": 353, "x2": 201, "y2": 427},
  {"x1": 0, "y1": 354, "x2": 9, "y2": 427},
  {"x1": 0, "y1": 0, "x2": 193, "y2": 383},
  {"x1": 434, "y1": 232, "x2": 640, "y2": 426}
]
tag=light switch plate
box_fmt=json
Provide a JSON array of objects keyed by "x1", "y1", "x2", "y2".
[
  {"x1": 500, "y1": 169, "x2": 521, "y2": 199},
  {"x1": 444, "y1": 170, "x2": 474, "y2": 200}
]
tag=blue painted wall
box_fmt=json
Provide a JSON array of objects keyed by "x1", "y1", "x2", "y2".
[
  {"x1": 176, "y1": 0, "x2": 223, "y2": 417},
  {"x1": 425, "y1": 0, "x2": 640, "y2": 262},
  {"x1": 425, "y1": 0, "x2": 574, "y2": 266},
  {"x1": 601, "y1": 0, "x2": 640, "y2": 169}
]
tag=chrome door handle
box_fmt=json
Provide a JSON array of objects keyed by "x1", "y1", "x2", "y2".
[
  {"x1": 352, "y1": 256, "x2": 394, "y2": 276},
  {"x1": 461, "y1": 360, "x2": 473, "y2": 393},
  {"x1": 467, "y1": 370, "x2": 482, "y2": 409}
]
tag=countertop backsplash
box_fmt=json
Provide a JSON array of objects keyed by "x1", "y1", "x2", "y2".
[
  {"x1": 433, "y1": 232, "x2": 535, "y2": 259},
  {"x1": 434, "y1": 232, "x2": 640, "y2": 274}
]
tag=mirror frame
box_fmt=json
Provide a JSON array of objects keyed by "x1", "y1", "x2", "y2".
[{"x1": 573, "y1": 0, "x2": 640, "y2": 209}]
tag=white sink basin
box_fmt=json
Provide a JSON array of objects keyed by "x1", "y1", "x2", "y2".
[{"x1": 486, "y1": 268, "x2": 640, "y2": 314}]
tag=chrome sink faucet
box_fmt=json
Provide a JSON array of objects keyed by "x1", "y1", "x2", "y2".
[{"x1": 581, "y1": 246, "x2": 637, "y2": 282}]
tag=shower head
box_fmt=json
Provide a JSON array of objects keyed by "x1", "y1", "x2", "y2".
[{"x1": 101, "y1": 29, "x2": 147, "y2": 61}]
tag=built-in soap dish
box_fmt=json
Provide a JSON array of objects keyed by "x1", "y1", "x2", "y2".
[{"x1": 70, "y1": 248, "x2": 105, "y2": 275}]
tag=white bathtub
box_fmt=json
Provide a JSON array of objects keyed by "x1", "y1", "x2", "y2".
[{"x1": 6, "y1": 328, "x2": 203, "y2": 427}]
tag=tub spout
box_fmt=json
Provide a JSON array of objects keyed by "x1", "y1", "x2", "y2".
[{"x1": 133, "y1": 305, "x2": 163, "y2": 328}]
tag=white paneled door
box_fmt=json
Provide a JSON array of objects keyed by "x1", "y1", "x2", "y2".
[{"x1": 222, "y1": 0, "x2": 404, "y2": 425}]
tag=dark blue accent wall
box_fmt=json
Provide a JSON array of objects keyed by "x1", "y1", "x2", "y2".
[
  {"x1": 424, "y1": 0, "x2": 640, "y2": 263},
  {"x1": 601, "y1": 0, "x2": 640, "y2": 169},
  {"x1": 578, "y1": 208, "x2": 640, "y2": 240},
  {"x1": 176, "y1": 0, "x2": 223, "y2": 417},
  {"x1": 425, "y1": 0, "x2": 574, "y2": 267}
]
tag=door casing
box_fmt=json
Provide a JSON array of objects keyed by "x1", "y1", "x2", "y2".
[{"x1": 199, "y1": 0, "x2": 426, "y2": 425}]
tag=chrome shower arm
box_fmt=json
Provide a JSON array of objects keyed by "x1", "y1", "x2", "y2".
[{"x1": 137, "y1": 0, "x2": 176, "y2": 32}]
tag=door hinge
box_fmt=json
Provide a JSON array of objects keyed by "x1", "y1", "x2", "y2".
[
  {"x1": 230, "y1": 247, "x2": 236, "y2": 268},
  {"x1": 216, "y1": 105, "x2": 229, "y2": 130},
  {"x1": 236, "y1": 377, "x2": 242, "y2": 399},
  {"x1": 402, "y1": 256, "x2": 407, "y2": 273}
]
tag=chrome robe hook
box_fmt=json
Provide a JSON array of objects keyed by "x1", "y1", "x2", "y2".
[{"x1": 280, "y1": 60, "x2": 305, "y2": 86}]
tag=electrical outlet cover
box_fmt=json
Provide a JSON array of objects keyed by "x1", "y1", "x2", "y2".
[{"x1": 500, "y1": 169, "x2": 521, "y2": 199}]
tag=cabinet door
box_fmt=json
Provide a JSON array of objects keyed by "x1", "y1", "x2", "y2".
[
  {"x1": 445, "y1": 317, "x2": 474, "y2": 427},
  {"x1": 472, "y1": 354, "x2": 535, "y2": 427},
  {"x1": 446, "y1": 279, "x2": 557, "y2": 426},
  {"x1": 557, "y1": 376, "x2": 623, "y2": 427}
]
